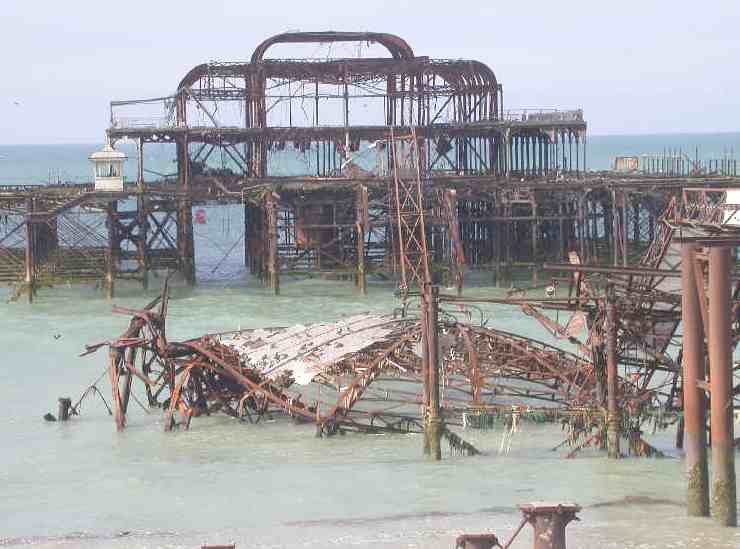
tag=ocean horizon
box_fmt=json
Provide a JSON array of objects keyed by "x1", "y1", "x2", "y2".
[{"x1": 1, "y1": 131, "x2": 738, "y2": 185}]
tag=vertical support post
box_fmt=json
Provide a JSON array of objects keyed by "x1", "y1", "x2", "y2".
[
  {"x1": 558, "y1": 202, "x2": 566, "y2": 262},
  {"x1": 577, "y1": 196, "x2": 586, "y2": 263},
  {"x1": 681, "y1": 242, "x2": 710, "y2": 516},
  {"x1": 176, "y1": 136, "x2": 195, "y2": 286},
  {"x1": 136, "y1": 138, "x2": 148, "y2": 290},
  {"x1": 605, "y1": 290, "x2": 620, "y2": 458},
  {"x1": 108, "y1": 349, "x2": 124, "y2": 432},
  {"x1": 518, "y1": 503, "x2": 581, "y2": 549},
  {"x1": 424, "y1": 285, "x2": 442, "y2": 461},
  {"x1": 24, "y1": 198, "x2": 35, "y2": 304},
  {"x1": 708, "y1": 246, "x2": 737, "y2": 526},
  {"x1": 57, "y1": 397, "x2": 72, "y2": 421},
  {"x1": 444, "y1": 189, "x2": 464, "y2": 295},
  {"x1": 356, "y1": 185, "x2": 368, "y2": 295},
  {"x1": 531, "y1": 194, "x2": 538, "y2": 285},
  {"x1": 244, "y1": 201, "x2": 250, "y2": 270},
  {"x1": 611, "y1": 190, "x2": 619, "y2": 266},
  {"x1": 266, "y1": 194, "x2": 279, "y2": 295},
  {"x1": 621, "y1": 192, "x2": 628, "y2": 267},
  {"x1": 105, "y1": 201, "x2": 117, "y2": 300}
]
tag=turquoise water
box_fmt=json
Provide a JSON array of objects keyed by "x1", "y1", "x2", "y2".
[
  {"x1": 2, "y1": 138, "x2": 740, "y2": 548},
  {"x1": 1, "y1": 278, "x2": 739, "y2": 548}
]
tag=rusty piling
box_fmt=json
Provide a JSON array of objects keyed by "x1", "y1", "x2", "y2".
[
  {"x1": 57, "y1": 397, "x2": 72, "y2": 421},
  {"x1": 605, "y1": 292, "x2": 620, "y2": 458},
  {"x1": 425, "y1": 285, "x2": 443, "y2": 461},
  {"x1": 680, "y1": 242, "x2": 709, "y2": 516},
  {"x1": 708, "y1": 245, "x2": 737, "y2": 526},
  {"x1": 518, "y1": 503, "x2": 580, "y2": 549}
]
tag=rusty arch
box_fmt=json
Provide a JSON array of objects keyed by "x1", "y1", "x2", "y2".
[
  {"x1": 250, "y1": 31, "x2": 416, "y2": 62},
  {"x1": 174, "y1": 31, "x2": 499, "y2": 121}
]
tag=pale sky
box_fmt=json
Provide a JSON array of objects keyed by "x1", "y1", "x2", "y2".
[{"x1": 1, "y1": 0, "x2": 738, "y2": 144}]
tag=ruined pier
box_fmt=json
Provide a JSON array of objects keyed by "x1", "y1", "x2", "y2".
[{"x1": 7, "y1": 31, "x2": 733, "y2": 301}]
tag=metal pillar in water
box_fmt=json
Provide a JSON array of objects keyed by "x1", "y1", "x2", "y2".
[
  {"x1": 518, "y1": 503, "x2": 581, "y2": 549},
  {"x1": 454, "y1": 534, "x2": 500, "y2": 549},
  {"x1": 708, "y1": 246, "x2": 737, "y2": 526},
  {"x1": 57, "y1": 397, "x2": 72, "y2": 421},
  {"x1": 424, "y1": 285, "x2": 442, "y2": 461},
  {"x1": 265, "y1": 194, "x2": 280, "y2": 295},
  {"x1": 680, "y1": 242, "x2": 709, "y2": 516},
  {"x1": 605, "y1": 292, "x2": 620, "y2": 458}
]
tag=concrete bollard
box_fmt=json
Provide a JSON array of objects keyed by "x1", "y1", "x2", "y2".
[
  {"x1": 57, "y1": 397, "x2": 72, "y2": 421},
  {"x1": 518, "y1": 503, "x2": 580, "y2": 549},
  {"x1": 455, "y1": 533, "x2": 500, "y2": 549}
]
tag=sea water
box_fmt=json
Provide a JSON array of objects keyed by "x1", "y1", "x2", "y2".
[{"x1": 1, "y1": 137, "x2": 740, "y2": 548}]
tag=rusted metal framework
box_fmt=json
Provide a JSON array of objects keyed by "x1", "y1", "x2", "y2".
[
  {"x1": 80, "y1": 284, "x2": 603, "y2": 440},
  {"x1": 6, "y1": 33, "x2": 740, "y2": 302},
  {"x1": 100, "y1": 30, "x2": 587, "y2": 293}
]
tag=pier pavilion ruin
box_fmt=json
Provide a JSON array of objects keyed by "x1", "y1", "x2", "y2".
[
  {"x1": 3, "y1": 31, "x2": 587, "y2": 299},
  {"x1": 1, "y1": 30, "x2": 739, "y2": 303},
  {"x1": 11, "y1": 30, "x2": 735, "y2": 527}
]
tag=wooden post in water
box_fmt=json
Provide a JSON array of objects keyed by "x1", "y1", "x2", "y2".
[
  {"x1": 707, "y1": 246, "x2": 737, "y2": 526},
  {"x1": 680, "y1": 242, "x2": 709, "y2": 516}
]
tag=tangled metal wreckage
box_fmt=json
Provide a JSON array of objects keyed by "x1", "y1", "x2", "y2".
[
  {"x1": 2, "y1": 32, "x2": 737, "y2": 461},
  {"x1": 77, "y1": 188, "x2": 740, "y2": 461}
]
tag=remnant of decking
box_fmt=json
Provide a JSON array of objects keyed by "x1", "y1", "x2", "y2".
[{"x1": 219, "y1": 314, "x2": 410, "y2": 384}]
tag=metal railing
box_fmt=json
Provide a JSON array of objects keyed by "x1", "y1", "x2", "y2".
[
  {"x1": 502, "y1": 108, "x2": 584, "y2": 123},
  {"x1": 110, "y1": 96, "x2": 177, "y2": 130}
]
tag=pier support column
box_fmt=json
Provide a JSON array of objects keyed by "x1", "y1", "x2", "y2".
[
  {"x1": 105, "y1": 201, "x2": 118, "y2": 300},
  {"x1": 531, "y1": 195, "x2": 538, "y2": 286},
  {"x1": 136, "y1": 138, "x2": 148, "y2": 291},
  {"x1": 356, "y1": 185, "x2": 368, "y2": 295},
  {"x1": 266, "y1": 194, "x2": 279, "y2": 295},
  {"x1": 708, "y1": 246, "x2": 737, "y2": 527},
  {"x1": 57, "y1": 397, "x2": 72, "y2": 421},
  {"x1": 444, "y1": 189, "x2": 464, "y2": 296},
  {"x1": 176, "y1": 137, "x2": 195, "y2": 286},
  {"x1": 424, "y1": 285, "x2": 442, "y2": 460},
  {"x1": 518, "y1": 503, "x2": 581, "y2": 549},
  {"x1": 244, "y1": 201, "x2": 250, "y2": 270},
  {"x1": 622, "y1": 192, "x2": 629, "y2": 267},
  {"x1": 680, "y1": 242, "x2": 709, "y2": 516},
  {"x1": 136, "y1": 195, "x2": 148, "y2": 291},
  {"x1": 605, "y1": 292, "x2": 621, "y2": 458}
]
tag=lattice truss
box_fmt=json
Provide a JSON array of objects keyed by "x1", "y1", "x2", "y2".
[
  {"x1": 0, "y1": 213, "x2": 26, "y2": 282},
  {"x1": 390, "y1": 129, "x2": 430, "y2": 292}
]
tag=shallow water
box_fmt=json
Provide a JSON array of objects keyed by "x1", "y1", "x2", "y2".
[{"x1": 1, "y1": 276, "x2": 739, "y2": 548}]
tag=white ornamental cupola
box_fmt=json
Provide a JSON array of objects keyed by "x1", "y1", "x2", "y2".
[{"x1": 90, "y1": 141, "x2": 126, "y2": 191}]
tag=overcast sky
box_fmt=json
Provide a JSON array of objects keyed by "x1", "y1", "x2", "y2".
[{"x1": 1, "y1": 0, "x2": 738, "y2": 144}]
